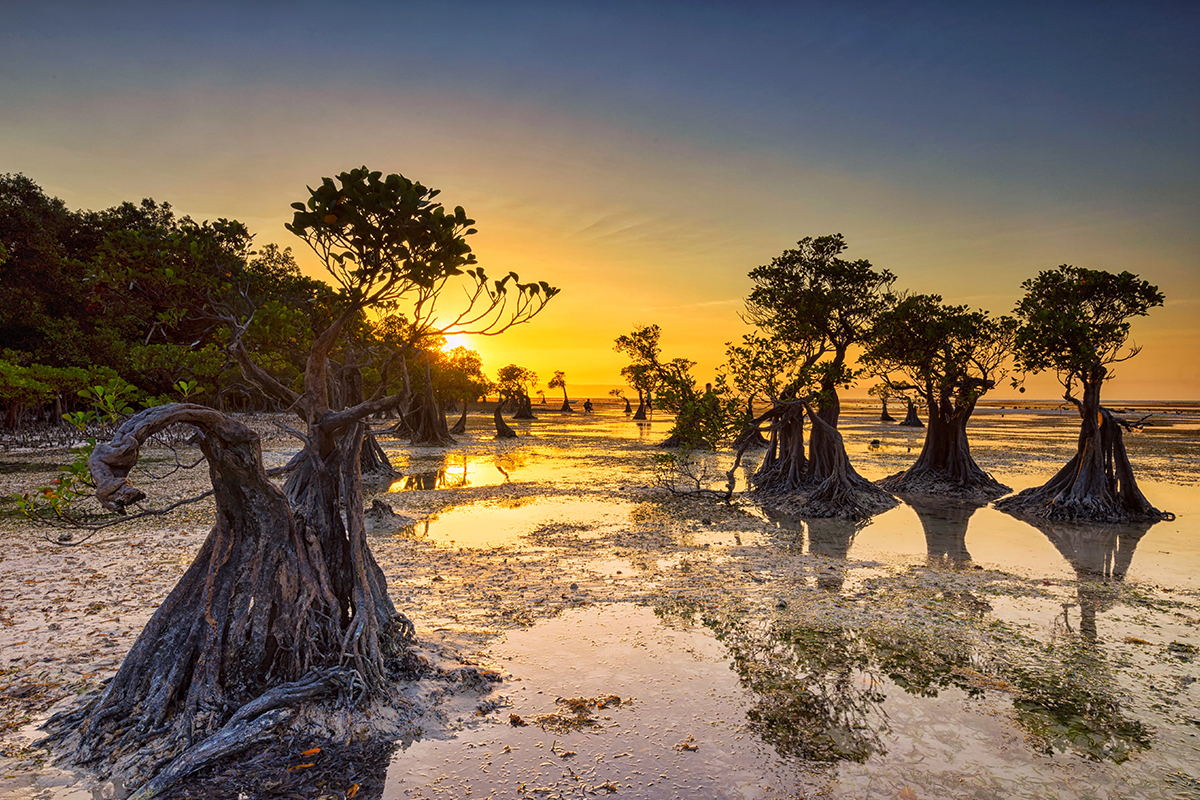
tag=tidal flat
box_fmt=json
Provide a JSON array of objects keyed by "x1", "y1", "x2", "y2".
[{"x1": 0, "y1": 400, "x2": 1197, "y2": 799}]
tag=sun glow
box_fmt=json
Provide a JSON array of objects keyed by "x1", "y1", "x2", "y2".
[{"x1": 440, "y1": 333, "x2": 471, "y2": 352}]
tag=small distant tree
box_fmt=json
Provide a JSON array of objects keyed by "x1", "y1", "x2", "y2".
[
  {"x1": 432, "y1": 345, "x2": 490, "y2": 433},
  {"x1": 434, "y1": 346, "x2": 489, "y2": 405},
  {"x1": 861, "y1": 294, "x2": 1018, "y2": 499},
  {"x1": 496, "y1": 363, "x2": 538, "y2": 419},
  {"x1": 615, "y1": 324, "x2": 739, "y2": 449},
  {"x1": 548, "y1": 370, "x2": 573, "y2": 413},
  {"x1": 741, "y1": 235, "x2": 897, "y2": 519},
  {"x1": 614, "y1": 324, "x2": 662, "y2": 420},
  {"x1": 609, "y1": 387, "x2": 631, "y2": 414},
  {"x1": 996, "y1": 265, "x2": 1166, "y2": 522},
  {"x1": 867, "y1": 382, "x2": 896, "y2": 422},
  {"x1": 620, "y1": 363, "x2": 654, "y2": 419}
]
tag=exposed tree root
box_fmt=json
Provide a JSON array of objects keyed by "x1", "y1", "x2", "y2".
[
  {"x1": 360, "y1": 427, "x2": 398, "y2": 484},
  {"x1": 494, "y1": 403, "x2": 517, "y2": 439},
  {"x1": 124, "y1": 670, "x2": 351, "y2": 800},
  {"x1": 750, "y1": 401, "x2": 895, "y2": 520},
  {"x1": 512, "y1": 393, "x2": 537, "y2": 420},
  {"x1": 878, "y1": 468, "x2": 1009, "y2": 503},
  {"x1": 995, "y1": 405, "x2": 1169, "y2": 523},
  {"x1": 41, "y1": 405, "x2": 417, "y2": 794}
]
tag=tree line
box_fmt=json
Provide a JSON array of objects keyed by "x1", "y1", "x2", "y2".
[
  {"x1": 612, "y1": 234, "x2": 1166, "y2": 525},
  {"x1": 0, "y1": 174, "x2": 523, "y2": 432}
]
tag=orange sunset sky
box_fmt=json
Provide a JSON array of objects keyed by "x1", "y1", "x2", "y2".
[{"x1": 3, "y1": 2, "x2": 1197, "y2": 400}]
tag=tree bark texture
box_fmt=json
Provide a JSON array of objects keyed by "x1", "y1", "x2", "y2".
[
  {"x1": 44, "y1": 405, "x2": 414, "y2": 791},
  {"x1": 995, "y1": 374, "x2": 1166, "y2": 522},
  {"x1": 878, "y1": 393, "x2": 1008, "y2": 500}
]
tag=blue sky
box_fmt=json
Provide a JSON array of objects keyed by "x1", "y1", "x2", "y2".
[{"x1": 3, "y1": 1, "x2": 1197, "y2": 397}]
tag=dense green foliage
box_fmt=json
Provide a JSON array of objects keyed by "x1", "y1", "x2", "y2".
[
  {"x1": 0, "y1": 173, "x2": 337, "y2": 422},
  {"x1": 0, "y1": 173, "x2": 512, "y2": 429},
  {"x1": 615, "y1": 324, "x2": 739, "y2": 448},
  {"x1": 862, "y1": 294, "x2": 1018, "y2": 411},
  {"x1": 744, "y1": 234, "x2": 896, "y2": 416},
  {"x1": 1012, "y1": 265, "x2": 1164, "y2": 392}
]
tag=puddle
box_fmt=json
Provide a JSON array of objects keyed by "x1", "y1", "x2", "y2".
[
  {"x1": 385, "y1": 602, "x2": 1200, "y2": 799},
  {"x1": 3, "y1": 403, "x2": 1200, "y2": 799},
  {"x1": 383, "y1": 604, "x2": 809, "y2": 799},
  {"x1": 393, "y1": 497, "x2": 634, "y2": 549}
]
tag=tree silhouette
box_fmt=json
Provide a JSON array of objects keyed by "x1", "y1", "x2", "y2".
[
  {"x1": 863, "y1": 294, "x2": 1017, "y2": 499},
  {"x1": 547, "y1": 370, "x2": 573, "y2": 413},
  {"x1": 496, "y1": 363, "x2": 538, "y2": 419},
  {"x1": 996, "y1": 265, "x2": 1165, "y2": 522},
  {"x1": 867, "y1": 382, "x2": 896, "y2": 422},
  {"x1": 42, "y1": 167, "x2": 557, "y2": 794}
]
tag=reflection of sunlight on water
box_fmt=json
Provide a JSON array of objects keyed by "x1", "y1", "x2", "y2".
[
  {"x1": 396, "y1": 497, "x2": 633, "y2": 549},
  {"x1": 384, "y1": 602, "x2": 1177, "y2": 799},
  {"x1": 386, "y1": 453, "x2": 511, "y2": 492},
  {"x1": 383, "y1": 604, "x2": 809, "y2": 799}
]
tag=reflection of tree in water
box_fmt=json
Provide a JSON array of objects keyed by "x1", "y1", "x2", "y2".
[
  {"x1": 806, "y1": 518, "x2": 858, "y2": 592},
  {"x1": 702, "y1": 512, "x2": 1156, "y2": 767},
  {"x1": 493, "y1": 448, "x2": 525, "y2": 480},
  {"x1": 1027, "y1": 515, "x2": 1152, "y2": 641},
  {"x1": 907, "y1": 497, "x2": 979, "y2": 568},
  {"x1": 763, "y1": 508, "x2": 861, "y2": 593},
  {"x1": 395, "y1": 470, "x2": 462, "y2": 491},
  {"x1": 706, "y1": 617, "x2": 887, "y2": 762},
  {"x1": 708, "y1": 599, "x2": 1151, "y2": 767},
  {"x1": 1001, "y1": 515, "x2": 1154, "y2": 763}
]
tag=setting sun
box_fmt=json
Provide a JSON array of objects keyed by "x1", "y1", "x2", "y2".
[{"x1": 439, "y1": 332, "x2": 471, "y2": 352}]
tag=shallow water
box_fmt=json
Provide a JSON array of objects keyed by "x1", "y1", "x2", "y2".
[
  {"x1": 3, "y1": 403, "x2": 1198, "y2": 799},
  {"x1": 375, "y1": 403, "x2": 1200, "y2": 800}
]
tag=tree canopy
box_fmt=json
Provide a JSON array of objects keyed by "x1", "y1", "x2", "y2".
[
  {"x1": 1012, "y1": 264, "x2": 1164, "y2": 393},
  {"x1": 744, "y1": 234, "x2": 896, "y2": 417}
]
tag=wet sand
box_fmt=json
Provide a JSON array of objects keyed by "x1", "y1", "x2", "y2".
[{"x1": 0, "y1": 402, "x2": 1197, "y2": 798}]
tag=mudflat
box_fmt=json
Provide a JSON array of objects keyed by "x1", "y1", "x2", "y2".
[{"x1": 1, "y1": 401, "x2": 1197, "y2": 799}]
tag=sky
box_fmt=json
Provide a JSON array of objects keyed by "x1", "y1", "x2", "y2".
[{"x1": 2, "y1": 1, "x2": 1197, "y2": 400}]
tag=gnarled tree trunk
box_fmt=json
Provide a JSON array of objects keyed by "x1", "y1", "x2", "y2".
[
  {"x1": 996, "y1": 373, "x2": 1165, "y2": 522},
  {"x1": 898, "y1": 398, "x2": 924, "y2": 427},
  {"x1": 512, "y1": 392, "x2": 536, "y2": 420},
  {"x1": 449, "y1": 399, "x2": 469, "y2": 434},
  {"x1": 749, "y1": 400, "x2": 895, "y2": 520},
  {"x1": 878, "y1": 393, "x2": 1008, "y2": 500},
  {"x1": 405, "y1": 364, "x2": 454, "y2": 446},
  {"x1": 494, "y1": 401, "x2": 517, "y2": 439},
  {"x1": 359, "y1": 426, "x2": 398, "y2": 482},
  {"x1": 42, "y1": 405, "x2": 413, "y2": 794},
  {"x1": 751, "y1": 402, "x2": 808, "y2": 495},
  {"x1": 801, "y1": 405, "x2": 896, "y2": 520},
  {"x1": 632, "y1": 392, "x2": 647, "y2": 420}
]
